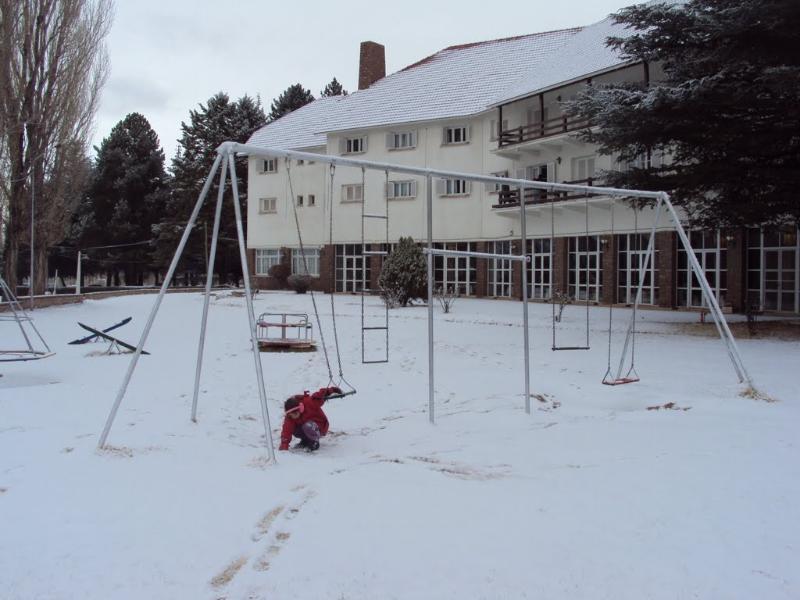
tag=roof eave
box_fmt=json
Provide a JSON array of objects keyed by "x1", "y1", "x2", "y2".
[{"x1": 491, "y1": 58, "x2": 641, "y2": 108}]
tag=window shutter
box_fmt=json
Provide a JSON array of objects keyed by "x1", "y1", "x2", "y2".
[
  {"x1": 361, "y1": 136, "x2": 368, "y2": 152},
  {"x1": 587, "y1": 158, "x2": 596, "y2": 179},
  {"x1": 386, "y1": 182, "x2": 394, "y2": 199},
  {"x1": 386, "y1": 133, "x2": 394, "y2": 149},
  {"x1": 256, "y1": 160, "x2": 265, "y2": 174},
  {"x1": 515, "y1": 168, "x2": 526, "y2": 180},
  {"x1": 338, "y1": 138, "x2": 346, "y2": 154},
  {"x1": 464, "y1": 181, "x2": 472, "y2": 195},
  {"x1": 410, "y1": 131, "x2": 417, "y2": 147},
  {"x1": 410, "y1": 180, "x2": 417, "y2": 197},
  {"x1": 527, "y1": 108, "x2": 535, "y2": 124},
  {"x1": 547, "y1": 162, "x2": 556, "y2": 182},
  {"x1": 341, "y1": 185, "x2": 348, "y2": 202},
  {"x1": 442, "y1": 128, "x2": 449, "y2": 144},
  {"x1": 466, "y1": 126, "x2": 472, "y2": 142},
  {"x1": 436, "y1": 178, "x2": 446, "y2": 195},
  {"x1": 485, "y1": 180, "x2": 496, "y2": 192}
]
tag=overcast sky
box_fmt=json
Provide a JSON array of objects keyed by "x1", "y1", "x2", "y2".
[{"x1": 95, "y1": 0, "x2": 630, "y2": 162}]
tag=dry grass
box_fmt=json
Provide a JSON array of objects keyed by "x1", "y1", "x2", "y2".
[{"x1": 210, "y1": 556, "x2": 247, "y2": 588}]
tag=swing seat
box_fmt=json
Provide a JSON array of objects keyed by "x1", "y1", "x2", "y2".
[{"x1": 602, "y1": 376, "x2": 640, "y2": 386}]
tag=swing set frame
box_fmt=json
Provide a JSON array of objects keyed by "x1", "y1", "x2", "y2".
[{"x1": 97, "y1": 142, "x2": 754, "y2": 461}]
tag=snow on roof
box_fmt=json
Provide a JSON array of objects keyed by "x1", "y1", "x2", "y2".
[
  {"x1": 246, "y1": 95, "x2": 344, "y2": 150},
  {"x1": 492, "y1": 15, "x2": 634, "y2": 106},
  {"x1": 247, "y1": 14, "x2": 635, "y2": 150}
]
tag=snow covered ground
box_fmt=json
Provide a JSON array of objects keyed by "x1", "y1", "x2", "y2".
[{"x1": 1, "y1": 291, "x2": 798, "y2": 599}]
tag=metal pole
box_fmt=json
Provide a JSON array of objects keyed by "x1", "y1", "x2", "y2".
[
  {"x1": 98, "y1": 154, "x2": 223, "y2": 449},
  {"x1": 519, "y1": 184, "x2": 531, "y2": 414},
  {"x1": 427, "y1": 175, "x2": 435, "y2": 425},
  {"x1": 76, "y1": 251, "x2": 82, "y2": 296},
  {"x1": 30, "y1": 154, "x2": 35, "y2": 310},
  {"x1": 191, "y1": 159, "x2": 228, "y2": 422},
  {"x1": 661, "y1": 193, "x2": 752, "y2": 385},
  {"x1": 227, "y1": 152, "x2": 276, "y2": 463}
]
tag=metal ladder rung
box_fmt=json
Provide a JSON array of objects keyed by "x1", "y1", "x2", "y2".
[
  {"x1": 363, "y1": 213, "x2": 388, "y2": 219},
  {"x1": 363, "y1": 326, "x2": 388, "y2": 331},
  {"x1": 362, "y1": 250, "x2": 388, "y2": 256}
]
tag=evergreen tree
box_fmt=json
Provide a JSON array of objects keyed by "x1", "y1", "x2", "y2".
[
  {"x1": 268, "y1": 84, "x2": 314, "y2": 122},
  {"x1": 320, "y1": 77, "x2": 348, "y2": 97},
  {"x1": 564, "y1": 0, "x2": 800, "y2": 228},
  {"x1": 157, "y1": 93, "x2": 267, "y2": 283},
  {"x1": 76, "y1": 113, "x2": 168, "y2": 285},
  {"x1": 378, "y1": 237, "x2": 427, "y2": 308}
]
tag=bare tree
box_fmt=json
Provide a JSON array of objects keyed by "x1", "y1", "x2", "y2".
[{"x1": 0, "y1": 0, "x2": 113, "y2": 294}]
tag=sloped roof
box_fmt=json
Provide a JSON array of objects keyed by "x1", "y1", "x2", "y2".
[
  {"x1": 492, "y1": 14, "x2": 633, "y2": 106},
  {"x1": 247, "y1": 14, "x2": 635, "y2": 150},
  {"x1": 247, "y1": 95, "x2": 344, "y2": 150}
]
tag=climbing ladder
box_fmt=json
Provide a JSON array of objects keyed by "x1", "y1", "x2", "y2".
[{"x1": 360, "y1": 168, "x2": 389, "y2": 363}]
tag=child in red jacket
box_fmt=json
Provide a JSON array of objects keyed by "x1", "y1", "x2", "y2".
[{"x1": 279, "y1": 387, "x2": 341, "y2": 452}]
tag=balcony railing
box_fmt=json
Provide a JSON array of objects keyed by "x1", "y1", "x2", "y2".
[
  {"x1": 498, "y1": 114, "x2": 590, "y2": 147},
  {"x1": 492, "y1": 177, "x2": 600, "y2": 208}
]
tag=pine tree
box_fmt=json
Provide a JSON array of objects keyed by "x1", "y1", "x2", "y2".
[
  {"x1": 378, "y1": 237, "x2": 427, "y2": 308},
  {"x1": 320, "y1": 77, "x2": 348, "y2": 97},
  {"x1": 156, "y1": 93, "x2": 267, "y2": 283},
  {"x1": 268, "y1": 84, "x2": 314, "y2": 122},
  {"x1": 76, "y1": 113, "x2": 168, "y2": 285},
  {"x1": 564, "y1": 0, "x2": 800, "y2": 228}
]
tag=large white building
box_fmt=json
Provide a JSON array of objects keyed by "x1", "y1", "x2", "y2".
[{"x1": 245, "y1": 13, "x2": 799, "y2": 315}]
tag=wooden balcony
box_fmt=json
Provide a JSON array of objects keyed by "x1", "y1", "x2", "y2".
[
  {"x1": 491, "y1": 177, "x2": 600, "y2": 209},
  {"x1": 498, "y1": 114, "x2": 590, "y2": 147}
]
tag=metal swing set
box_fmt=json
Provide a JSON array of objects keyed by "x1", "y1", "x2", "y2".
[
  {"x1": 0, "y1": 274, "x2": 54, "y2": 363},
  {"x1": 97, "y1": 142, "x2": 754, "y2": 461}
]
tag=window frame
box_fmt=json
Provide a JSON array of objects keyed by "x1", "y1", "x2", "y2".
[
  {"x1": 255, "y1": 248, "x2": 281, "y2": 276},
  {"x1": 258, "y1": 197, "x2": 277, "y2": 214},
  {"x1": 291, "y1": 247, "x2": 321, "y2": 277}
]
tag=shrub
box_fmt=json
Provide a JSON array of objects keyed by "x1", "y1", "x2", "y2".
[
  {"x1": 268, "y1": 263, "x2": 290, "y2": 288},
  {"x1": 378, "y1": 237, "x2": 426, "y2": 308},
  {"x1": 287, "y1": 274, "x2": 312, "y2": 294}
]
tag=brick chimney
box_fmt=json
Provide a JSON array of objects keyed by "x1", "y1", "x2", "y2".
[{"x1": 358, "y1": 41, "x2": 385, "y2": 90}]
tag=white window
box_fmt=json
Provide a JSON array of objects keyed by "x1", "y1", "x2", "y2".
[
  {"x1": 527, "y1": 239, "x2": 552, "y2": 300},
  {"x1": 618, "y1": 233, "x2": 659, "y2": 306},
  {"x1": 341, "y1": 183, "x2": 363, "y2": 203},
  {"x1": 291, "y1": 248, "x2": 320, "y2": 277},
  {"x1": 571, "y1": 155, "x2": 596, "y2": 182},
  {"x1": 297, "y1": 195, "x2": 304, "y2": 207},
  {"x1": 387, "y1": 180, "x2": 417, "y2": 199},
  {"x1": 486, "y1": 170, "x2": 509, "y2": 194},
  {"x1": 336, "y1": 244, "x2": 372, "y2": 292},
  {"x1": 255, "y1": 249, "x2": 281, "y2": 276},
  {"x1": 260, "y1": 158, "x2": 278, "y2": 174},
  {"x1": 259, "y1": 197, "x2": 277, "y2": 213},
  {"x1": 340, "y1": 136, "x2": 367, "y2": 154},
  {"x1": 386, "y1": 130, "x2": 417, "y2": 150},
  {"x1": 437, "y1": 178, "x2": 471, "y2": 196},
  {"x1": 443, "y1": 125, "x2": 470, "y2": 145},
  {"x1": 308, "y1": 194, "x2": 316, "y2": 207},
  {"x1": 489, "y1": 119, "x2": 509, "y2": 142},
  {"x1": 432, "y1": 242, "x2": 476, "y2": 296},
  {"x1": 569, "y1": 235, "x2": 603, "y2": 302},
  {"x1": 487, "y1": 241, "x2": 512, "y2": 297}
]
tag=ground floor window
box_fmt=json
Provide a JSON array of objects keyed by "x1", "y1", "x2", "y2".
[
  {"x1": 526, "y1": 238, "x2": 552, "y2": 300},
  {"x1": 433, "y1": 242, "x2": 476, "y2": 296},
  {"x1": 291, "y1": 247, "x2": 320, "y2": 277},
  {"x1": 568, "y1": 236, "x2": 602, "y2": 302},
  {"x1": 335, "y1": 244, "x2": 370, "y2": 292},
  {"x1": 487, "y1": 241, "x2": 512, "y2": 297},
  {"x1": 676, "y1": 230, "x2": 727, "y2": 308},
  {"x1": 617, "y1": 233, "x2": 659, "y2": 305},
  {"x1": 747, "y1": 227, "x2": 799, "y2": 313},
  {"x1": 255, "y1": 248, "x2": 281, "y2": 276}
]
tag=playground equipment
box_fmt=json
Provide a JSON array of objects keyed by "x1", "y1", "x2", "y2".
[
  {"x1": 256, "y1": 312, "x2": 316, "y2": 352},
  {"x1": 0, "y1": 274, "x2": 54, "y2": 363}
]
